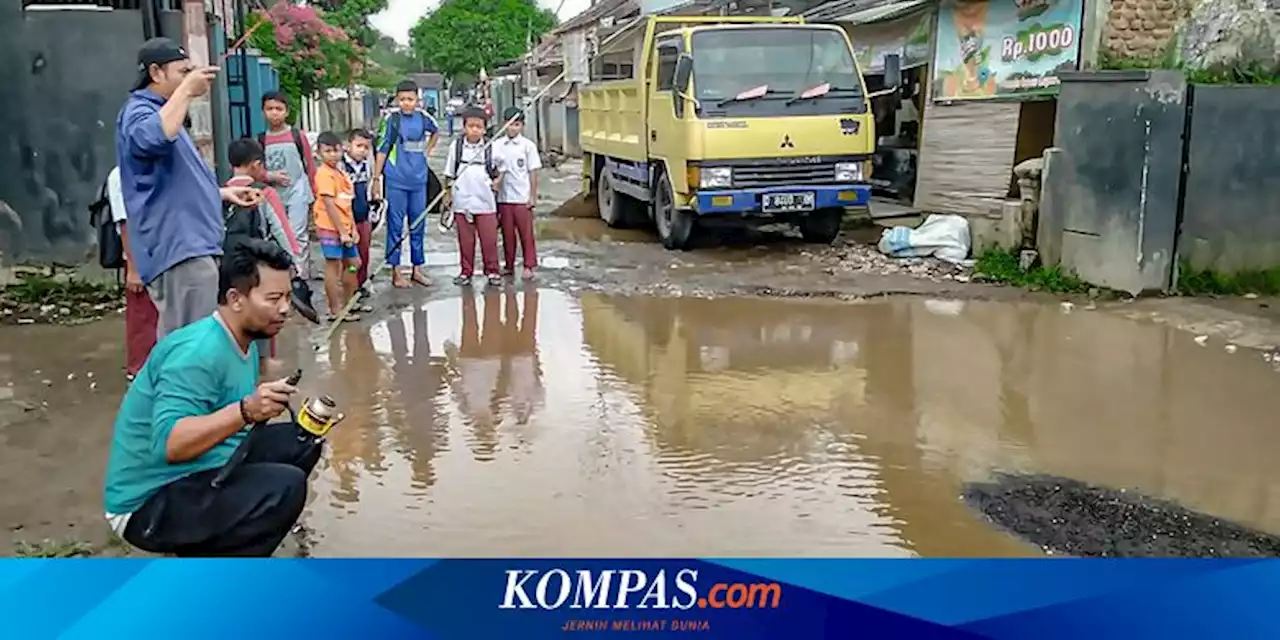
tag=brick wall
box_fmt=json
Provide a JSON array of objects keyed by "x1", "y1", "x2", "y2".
[{"x1": 1102, "y1": 0, "x2": 1188, "y2": 59}]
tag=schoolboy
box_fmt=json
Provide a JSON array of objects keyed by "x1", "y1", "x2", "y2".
[
  {"x1": 493, "y1": 106, "x2": 542, "y2": 280},
  {"x1": 342, "y1": 129, "x2": 376, "y2": 312},
  {"x1": 312, "y1": 132, "x2": 362, "y2": 322},
  {"x1": 443, "y1": 107, "x2": 502, "y2": 287},
  {"x1": 259, "y1": 91, "x2": 317, "y2": 280},
  {"x1": 372, "y1": 80, "x2": 439, "y2": 288}
]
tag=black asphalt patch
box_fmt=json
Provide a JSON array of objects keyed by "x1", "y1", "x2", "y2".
[{"x1": 963, "y1": 474, "x2": 1280, "y2": 558}]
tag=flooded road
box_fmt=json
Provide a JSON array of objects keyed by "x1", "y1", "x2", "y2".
[{"x1": 257, "y1": 291, "x2": 1280, "y2": 557}]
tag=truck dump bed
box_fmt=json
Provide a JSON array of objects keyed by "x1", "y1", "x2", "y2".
[{"x1": 579, "y1": 78, "x2": 647, "y2": 163}]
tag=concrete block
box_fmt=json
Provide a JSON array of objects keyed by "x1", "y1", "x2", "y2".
[{"x1": 969, "y1": 202, "x2": 1024, "y2": 252}]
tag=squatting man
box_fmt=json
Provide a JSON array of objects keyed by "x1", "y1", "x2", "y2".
[{"x1": 103, "y1": 240, "x2": 325, "y2": 557}]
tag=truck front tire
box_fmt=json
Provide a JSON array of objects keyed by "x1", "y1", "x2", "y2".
[
  {"x1": 654, "y1": 173, "x2": 694, "y2": 251},
  {"x1": 799, "y1": 208, "x2": 844, "y2": 245}
]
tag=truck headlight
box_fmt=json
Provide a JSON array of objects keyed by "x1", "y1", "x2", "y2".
[
  {"x1": 699, "y1": 167, "x2": 732, "y2": 189},
  {"x1": 835, "y1": 162, "x2": 864, "y2": 182}
]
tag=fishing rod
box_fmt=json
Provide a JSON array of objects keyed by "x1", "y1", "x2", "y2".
[{"x1": 318, "y1": 13, "x2": 650, "y2": 345}]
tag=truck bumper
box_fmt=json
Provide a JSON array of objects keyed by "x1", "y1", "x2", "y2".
[{"x1": 693, "y1": 184, "x2": 871, "y2": 215}]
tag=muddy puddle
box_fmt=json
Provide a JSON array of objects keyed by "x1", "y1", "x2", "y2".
[{"x1": 281, "y1": 291, "x2": 1280, "y2": 557}]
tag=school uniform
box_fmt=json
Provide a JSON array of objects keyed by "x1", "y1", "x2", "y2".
[
  {"x1": 341, "y1": 154, "x2": 373, "y2": 284},
  {"x1": 444, "y1": 137, "x2": 501, "y2": 279},
  {"x1": 378, "y1": 110, "x2": 438, "y2": 268},
  {"x1": 107, "y1": 167, "x2": 158, "y2": 378},
  {"x1": 493, "y1": 133, "x2": 542, "y2": 272}
]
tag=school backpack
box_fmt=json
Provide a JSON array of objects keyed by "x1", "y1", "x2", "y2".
[
  {"x1": 451, "y1": 137, "x2": 499, "y2": 180},
  {"x1": 222, "y1": 182, "x2": 269, "y2": 251},
  {"x1": 87, "y1": 174, "x2": 124, "y2": 270},
  {"x1": 256, "y1": 127, "x2": 307, "y2": 164}
]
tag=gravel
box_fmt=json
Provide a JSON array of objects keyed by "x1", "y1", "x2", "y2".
[{"x1": 963, "y1": 473, "x2": 1280, "y2": 558}]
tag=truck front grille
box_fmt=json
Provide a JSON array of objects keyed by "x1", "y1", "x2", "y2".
[{"x1": 731, "y1": 163, "x2": 837, "y2": 189}]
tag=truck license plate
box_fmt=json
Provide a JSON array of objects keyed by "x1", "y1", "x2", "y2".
[{"x1": 762, "y1": 192, "x2": 816, "y2": 213}]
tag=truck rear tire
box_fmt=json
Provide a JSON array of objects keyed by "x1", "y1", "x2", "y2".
[
  {"x1": 654, "y1": 173, "x2": 695, "y2": 251},
  {"x1": 597, "y1": 167, "x2": 643, "y2": 228},
  {"x1": 799, "y1": 208, "x2": 843, "y2": 245}
]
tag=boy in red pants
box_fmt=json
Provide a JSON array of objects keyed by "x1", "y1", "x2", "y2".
[
  {"x1": 493, "y1": 106, "x2": 541, "y2": 280},
  {"x1": 443, "y1": 108, "x2": 503, "y2": 287},
  {"x1": 107, "y1": 167, "x2": 157, "y2": 380}
]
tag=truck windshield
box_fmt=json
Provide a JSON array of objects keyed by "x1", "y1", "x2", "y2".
[{"x1": 691, "y1": 27, "x2": 865, "y2": 118}]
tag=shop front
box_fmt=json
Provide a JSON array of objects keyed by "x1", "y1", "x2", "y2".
[{"x1": 913, "y1": 0, "x2": 1084, "y2": 217}]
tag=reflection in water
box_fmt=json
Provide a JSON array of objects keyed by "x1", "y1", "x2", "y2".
[{"x1": 299, "y1": 292, "x2": 1280, "y2": 557}]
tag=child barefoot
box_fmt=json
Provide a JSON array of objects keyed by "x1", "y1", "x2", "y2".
[{"x1": 312, "y1": 132, "x2": 362, "y2": 322}]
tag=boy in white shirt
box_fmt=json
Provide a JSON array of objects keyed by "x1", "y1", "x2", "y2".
[
  {"x1": 493, "y1": 106, "x2": 542, "y2": 280},
  {"x1": 443, "y1": 107, "x2": 503, "y2": 287},
  {"x1": 106, "y1": 167, "x2": 158, "y2": 380}
]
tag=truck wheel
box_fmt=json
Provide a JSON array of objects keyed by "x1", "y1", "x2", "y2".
[
  {"x1": 800, "y1": 208, "x2": 843, "y2": 245},
  {"x1": 597, "y1": 167, "x2": 642, "y2": 228},
  {"x1": 653, "y1": 173, "x2": 694, "y2": 251}
]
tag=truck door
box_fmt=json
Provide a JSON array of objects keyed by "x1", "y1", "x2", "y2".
[{"x1": 648, "y1": 36, "x2": 684, "y2": 189}]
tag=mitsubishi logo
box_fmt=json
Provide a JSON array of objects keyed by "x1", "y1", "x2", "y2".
[{"x1": 780, "y1": 135, "x2": 795, "y2": 149}]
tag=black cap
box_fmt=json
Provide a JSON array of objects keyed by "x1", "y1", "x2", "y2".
[
  {"x1": 133, "y1": 37, "x2": 189, "y2": 91},
  {"x1": 502, "y1": 106, "x2": 524, "y2": 123}
]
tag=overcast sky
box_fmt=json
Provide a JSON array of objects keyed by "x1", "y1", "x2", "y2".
[{"x1": 370, "y1": 0, "x2": 593, "y2": 45}]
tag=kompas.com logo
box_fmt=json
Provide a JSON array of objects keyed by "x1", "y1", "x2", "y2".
[{"x1": 499, "y1": 568, "x2": 782, "y2": 610}]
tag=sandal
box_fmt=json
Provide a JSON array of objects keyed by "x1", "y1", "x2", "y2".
[
  {"x1": 453, "y1": 275, "x2": 473, "y2": 286},
  {"x1": 486, "y1": 274, "x2": 503, "y2": 288}
]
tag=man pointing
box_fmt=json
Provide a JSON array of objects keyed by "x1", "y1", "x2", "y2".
[{"x1": 116, "y1": 37, "x2": 260, "y2": 339}]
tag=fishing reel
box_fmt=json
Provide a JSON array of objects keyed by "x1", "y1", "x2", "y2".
[{"x1": 211, "y1": 370, "x2": 344, "y2": 489}]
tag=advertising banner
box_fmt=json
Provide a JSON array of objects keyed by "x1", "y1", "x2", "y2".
[
  {"x1": 6, "y1": 558, "x2": 1280, "y2": 638},
  {"x1": 849, "y1": 11, "x2": 934, "y2": 75},
  {"x1": 932, "y1": 0, "x2": 1083, "y2": 101}
]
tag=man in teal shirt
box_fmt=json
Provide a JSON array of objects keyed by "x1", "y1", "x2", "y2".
[{"x1": 103, "y1": 239, "x2": 318, "y2": 557}]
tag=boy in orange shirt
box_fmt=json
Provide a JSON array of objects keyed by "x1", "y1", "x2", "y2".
[{"x1": 312, "y1": 131, "x2": 362, "y2": 323}]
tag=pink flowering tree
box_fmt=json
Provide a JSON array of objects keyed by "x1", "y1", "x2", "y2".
[{"x1": 247, "y1": 2, "x2": 364, "y2": 120}]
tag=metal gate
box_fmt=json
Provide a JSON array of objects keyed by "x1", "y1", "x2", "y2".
[
  {"x1": 223, "y1": 0, "x2": 251, "y2": 141},
  {"x1": 1040, "y1": 70, "x2": 1186, "y2": 295}
]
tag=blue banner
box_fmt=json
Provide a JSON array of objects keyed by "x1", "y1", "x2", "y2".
[{"x1": 3, "y1": 558, "x2": 1279, "y2": 638}]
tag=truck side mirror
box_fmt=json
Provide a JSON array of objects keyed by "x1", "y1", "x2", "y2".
[
  {"x1": 673, "y1": 54, "x2": 693, "y2": 118},
  {"x1": 883, "y1": 53, "x2": 902, "y2": 91}
]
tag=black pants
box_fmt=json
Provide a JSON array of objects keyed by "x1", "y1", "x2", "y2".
[{"x1": 122, "y1": 423, "x2": 322, "y2": 557}]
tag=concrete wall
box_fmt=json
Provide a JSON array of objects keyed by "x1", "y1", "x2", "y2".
[
  {"x1": 1178, "y1": 85, "x2": 1280, "y2": 273},
  {"x1": 0, "y1": 4, "x2": 180, "y2": 267},
  {"x1": 1041, "y1": 70, "x2": 1185, "y2": 294}
]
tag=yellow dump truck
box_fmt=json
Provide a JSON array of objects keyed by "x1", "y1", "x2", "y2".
[{"x1": 579, "y1": 16, "x2": 899, "y2": 250}]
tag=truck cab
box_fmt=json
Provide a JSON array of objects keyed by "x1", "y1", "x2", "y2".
[{"x1": 580, "y1": 16, "x2": 898, "y2": 250}]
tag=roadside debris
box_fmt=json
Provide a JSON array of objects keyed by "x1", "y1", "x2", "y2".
[{"x1": 877, "y1": 214, "x2": 973, "y2": 264}]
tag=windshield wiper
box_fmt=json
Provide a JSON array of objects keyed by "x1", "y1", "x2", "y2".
[
  {"x1": 785, "y1": 85, "x2": 863, "y2": 106},
  {"x1": 715, "y1": 85, "x2": 789, "y2": 107}
]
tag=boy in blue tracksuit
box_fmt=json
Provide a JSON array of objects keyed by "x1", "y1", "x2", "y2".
[{"x1": 372, "y1": 79, "x2": 439, "y2": 288}]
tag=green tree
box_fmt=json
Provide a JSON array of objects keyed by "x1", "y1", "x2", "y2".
[
  {"x1": 310, "y1": 0, "x2": 388, "y2": 47},
  {"x1": 364, "y1": 35, "x2": 422, "y2": 91},
  {"x1": 410, "y1": 0, "x2": 556, "y2": 81},
  {"x1": 247, "y1": 2, "x2": 362, "y2": 120}
]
